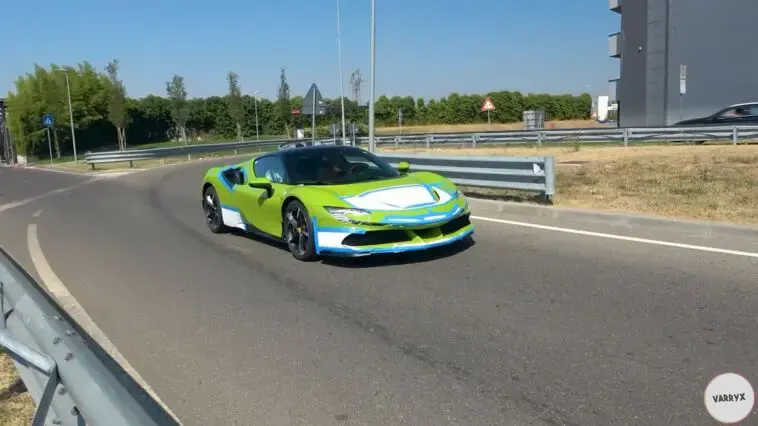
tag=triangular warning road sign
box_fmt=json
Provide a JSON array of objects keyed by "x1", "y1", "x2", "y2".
[
  {"x1": 481, "y1": 97, "x2": 496, "y2": 112},
  {"x1": 302, "y1": 83, "x2": 327, "y2": 116}
]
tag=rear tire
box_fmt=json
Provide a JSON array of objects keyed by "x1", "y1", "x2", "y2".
[
  {"x1": 202, "y1": 185, "x2": 228, "y2": 234},
  {"x1": 283, "y1": 200, "x2": 318, "y2": 261}
]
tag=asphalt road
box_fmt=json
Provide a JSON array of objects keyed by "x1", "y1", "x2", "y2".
[{"x1": 1, "y1": 161, "x2": 757, "y2": 425}]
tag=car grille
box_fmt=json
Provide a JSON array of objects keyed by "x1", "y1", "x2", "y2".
[{"x1": 339, "y1": 214, "x2": 472, "y2": 247}]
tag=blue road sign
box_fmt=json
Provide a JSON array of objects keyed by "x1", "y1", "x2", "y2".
[{"x1": 42, "y1": 114, "x2": 54, "y2": 127}]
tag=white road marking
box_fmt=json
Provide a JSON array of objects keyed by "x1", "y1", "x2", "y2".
[
  {"x1": 23, "y1": 166, "x2": 139, "y2": 178},
  {"x1": 0, "y1": 179, "x2": 102, "y2": 214},
  {"x1": 27, "y1": 223, "x2": 181, "y2": 422},
  {"x1": 471, "y1": 215, "x2": 758, "y2": 259}
]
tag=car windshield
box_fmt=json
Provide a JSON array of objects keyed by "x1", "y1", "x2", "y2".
[{"x1": 283, "y1": 147, "x2": 401, "y2": 185}]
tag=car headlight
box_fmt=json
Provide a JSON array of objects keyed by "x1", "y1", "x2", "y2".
[{"x1": 324, "y1": 207, "x2": 370, "y2": 222}]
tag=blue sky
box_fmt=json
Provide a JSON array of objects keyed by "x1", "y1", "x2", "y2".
[{"x1": 2, "y1": 0, "x2": 620, "y2": 101}]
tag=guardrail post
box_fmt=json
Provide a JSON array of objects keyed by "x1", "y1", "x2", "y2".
[
  {"x1": 472, "y1": 134, "x2": 478, "y2": 149},
  {"x1": 623, "y1": 128, "x2": 630, "y2": 147},
  {"x1": 544, "y1": 156, "x2": 555, "y2": 203},
  {"x1": 426, "y1": 136, "x2": 432, "y2": 150},
  {"x1": 394, "y1": 136, "x2": 400, "y2": 149},
  {"x1": 732, "y1": 127, "x2": 738, "y2": 145},
  {"x1": 129, "y1": 160, "x2": 133, "y2": 168},
  {"x1": 537, "y1": 132, "x2": 544, "y2": 148}
]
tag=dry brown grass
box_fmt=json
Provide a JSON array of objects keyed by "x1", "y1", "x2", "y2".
[
  {"x1": 375, "y1": 120, "x2": 609, "y2": 135},
  {"x1": 0, "y1": 353, "x2": 34, "y2": 425},
  {"x1": 392, "y1": 144, "x2": 758, "y2": 225}
]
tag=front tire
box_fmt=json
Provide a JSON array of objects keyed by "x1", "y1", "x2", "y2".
[
  {"x1": 203, "y1": 185, "x2": 228, "y2": 234},
  {"x1": 283, "y1": 200, "x2": 317, "y2": 261}
]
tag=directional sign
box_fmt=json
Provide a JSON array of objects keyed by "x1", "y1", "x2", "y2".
[
  {"x1": 42, "y1": 114, "x2": 55, "y2": 128},
  {"x1": 301, "y1": 84, "x2": 327, "y2": 116},
  {"x1": 481, "y1": 97, "x2": 496, "y2": 112}
]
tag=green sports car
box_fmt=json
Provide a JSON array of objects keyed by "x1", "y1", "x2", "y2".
[{"x1": 200, "y1": 145, "x2": 474, "y2": 261}]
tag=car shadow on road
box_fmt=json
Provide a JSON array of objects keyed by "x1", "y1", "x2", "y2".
[
  {"x1": 230, "y1": 229, "x2": 290, "y2": 251},
  {"x1": 321, "y1": 237, "x2": 476, "y2": 269},
  {"x1": 229, "y1": 229, "x2": 476, "y2": 269}
]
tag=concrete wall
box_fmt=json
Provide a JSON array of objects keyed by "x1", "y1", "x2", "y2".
[
  {"x1": 618, "y1": 0, "x2": 648, "y2": 127},
  {"x1": 644, "y1": 0, "x2": 668, "y2": 126},
  {"x1": 665, "y1": 0, "x2": 758, "y2": 124}
]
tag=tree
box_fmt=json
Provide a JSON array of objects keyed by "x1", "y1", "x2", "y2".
[
  {"x1": 275, "y1": 67, "x2": 292, "y2": 137},
  {"x1": 105, "y1": 59, "x2": 129, "y2": 150},
  {"x1": 166, "y1": 74, "x2": 188, "y2": 143},
  {"x1": 226, "y1": 71, "x2": 244, "y2": 141}
]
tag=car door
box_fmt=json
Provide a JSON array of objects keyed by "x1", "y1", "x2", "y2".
[{"x1": 238, "y1": 156, "x2": 288, "y2": 237}]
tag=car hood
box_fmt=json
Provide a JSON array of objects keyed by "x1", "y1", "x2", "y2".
[{"x1": 302, "y1": 173, "x2": 458, "y2": 212}]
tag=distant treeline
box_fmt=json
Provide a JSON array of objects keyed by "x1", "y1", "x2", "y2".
[{"x1": 4, "y1": 62, "x2": 592, "y2": 157}]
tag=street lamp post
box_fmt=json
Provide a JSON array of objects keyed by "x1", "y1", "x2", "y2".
[
  {"x1": 336, "y1": 0, "x2": 347, "y2": 144},
  {"x1": 253, "y1": 90, "x2": 260, "y2": 140},
  {"x1": 53, "y1": 68, "x2": 77, "y2": 164},
  {"x1": 52, "y1": 67, "x2": 78, "y2": 163},
  {"x1": 368, "y1": 0, "x2": 377, "y2": 152}
]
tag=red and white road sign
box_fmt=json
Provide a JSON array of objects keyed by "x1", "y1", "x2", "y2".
[{"x1": 481, "y1": 97, "x2": 496, "y2": 112}]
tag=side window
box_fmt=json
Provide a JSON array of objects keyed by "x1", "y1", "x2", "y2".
[
  {"x1": 343, "y1": 154, "x2": 381, "y2": 171},
  {"x1": 717, "y1": 107, "x2": 739, "y2": 118},
  {"x1": 253, "y1": 157, "x2": 286, "y2": 183},
  {"x1": 746, "y1": 105, "x2": 758, "y2": 116}
]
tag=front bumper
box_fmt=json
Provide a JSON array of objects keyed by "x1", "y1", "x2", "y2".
[{"x1": 312, "y1": 212, "x2": 474, "y2": 256}]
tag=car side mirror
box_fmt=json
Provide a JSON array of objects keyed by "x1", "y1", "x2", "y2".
[
  {"x1": 397, "y1": 161, "x2": 410, "y2": 173},
  {"x1": 248, "y1": 177, "x2": 273, "y2": 197}
]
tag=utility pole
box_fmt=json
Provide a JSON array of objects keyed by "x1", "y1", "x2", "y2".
[
  {"x1": 52, "y1": 67, "x2": 78, "y2": 164},
  {"x1": 368, "y1": 0, "x2": 377, "y2": 152},
  {"x1": 336, "y1": 0, "x2": 347, "y2": 144}
]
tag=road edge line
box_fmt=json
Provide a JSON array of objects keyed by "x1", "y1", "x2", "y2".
[
  {"x1": 471, "y1": 215, "x2": 758, "y2": 259},
  {"x1": 26, "y1": 222, "x2": 182, "y2": 423}
]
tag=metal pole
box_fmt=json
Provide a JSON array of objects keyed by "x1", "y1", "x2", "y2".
[
  {"x1": 368, "y1": 0, "x2": 377, "y2": 152},
  {"x1": 63, "y1": 72, "x2": 77, "y2": 164},
  {"x1": 45, "y1": 127, "x2": 53, "y2": 164},
  {"x1": 254, "y1": 96, "x2": 260, "y2": 140},
  {"x1": 311, "y1": 84, "x2": 316, "y2": 144},
  {"x1": 337, "y1": 0, "x2": 347, "y2": 144},
  {"x1": 398, "y1": 108, "x2": 403, "y2": 136}
]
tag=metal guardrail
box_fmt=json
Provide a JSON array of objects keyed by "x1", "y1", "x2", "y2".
[
  {"x1": 0, "y1": 247, "x2": 178, "y2": 426},
  {"x1": 84, "y1": 124, "x2": 758, "y2": 168},
  {"x1": 85, "y1": 139, "x2": 554, "y2": 197},
  {"x1": 354, "y1": 124, "x2": 758, "y2": 148},
  {"x1": 84, "y1": 138, "x2": 343, "y2": 168},
  {"x1": 379, "y1": 153, "x2": 555, "y2": 200}
]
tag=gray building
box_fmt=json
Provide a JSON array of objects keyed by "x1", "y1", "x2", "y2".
[{"x1": 609, "y1": 0, "x2": 758, "y2": 127}]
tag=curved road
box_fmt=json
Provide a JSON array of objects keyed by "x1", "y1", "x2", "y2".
[{"x1": 1, "y1": 161, "x2": 757, "y2": 425}]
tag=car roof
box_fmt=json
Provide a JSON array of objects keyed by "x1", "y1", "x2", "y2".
[
  {"x1": 727, "y1": 102, "x2": 758, "y2": 108},
  {"x1": 258, "y1": 144, "x2": 366, "y2": 161}
]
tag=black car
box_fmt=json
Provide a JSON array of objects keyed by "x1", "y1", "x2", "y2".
[{"x1": 675, "y1": 103, "x2": 758, "y2": 126}]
